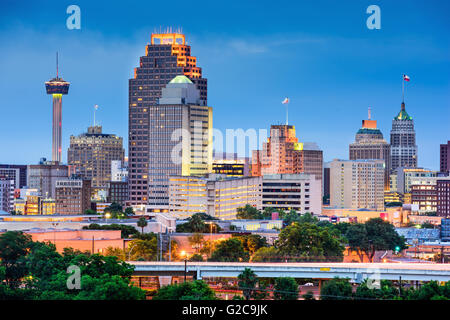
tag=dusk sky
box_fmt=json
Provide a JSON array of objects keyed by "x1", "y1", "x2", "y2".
[{"x1": 0, "y1": 0, "x2": 448, "y2": 170}]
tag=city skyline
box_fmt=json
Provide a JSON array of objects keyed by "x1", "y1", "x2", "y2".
[{"x1": 0, "y1": 1, "x2": 449, "y2": 170}]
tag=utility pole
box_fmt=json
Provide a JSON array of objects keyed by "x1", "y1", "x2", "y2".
[{"x1": 441, "y1": 246, "x2": 445, "y2": 264}]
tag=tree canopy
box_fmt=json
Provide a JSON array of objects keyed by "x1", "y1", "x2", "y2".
[
  {"x1": 0, "y1": 231, "x2": 145, "y2": 300},
  {"x1": 275, "y1": 222, "x2": 345, "y2": 262}
]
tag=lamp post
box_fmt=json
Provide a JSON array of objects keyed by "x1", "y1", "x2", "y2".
[
  {"x1": 128, "y1": 242, "x2": 139, "y2": 261},
  {"x1": 181, "y1": 250, "x2": 187, "y2": 282}
]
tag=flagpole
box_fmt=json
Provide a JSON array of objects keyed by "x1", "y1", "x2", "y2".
[
  {"x1": 402, "y1": 75, "x2": 404, "y2": 103},
  {"x1": 286, "y1": 101, "x2": 289, "y2": 126}
]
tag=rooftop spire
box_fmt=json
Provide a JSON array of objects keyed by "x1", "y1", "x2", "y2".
[
  {"x1": 368, "y1": 106, "x2": 371, "y2": 120},
  {"x1": 56, "y1": 52, "x2": 58, "y2": 78}
]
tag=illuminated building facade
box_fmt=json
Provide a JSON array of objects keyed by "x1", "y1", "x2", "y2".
[
  {"x1": 67, "y1": 126, "x2": 125, "y2": 189},
  {"x1": 251, "y1": 125, "x2": 323, "y2": 188},
  {"x1": 390, "y1": 102, "x2": 418, "y2": 170},
  {"x1": 410, "y1": 177, "x2": 443, "y2": 213},
  {"x1": 169, "y1": 175, "x2": 261, "y2": 220},
  {"x1": 349, "y1": 114, "x2": 390, "y2": 189},
  {"x1": 146, "y1": 75, "x2": 212, "y2": 213},
  {"x1": 55, "y1": 178, "x2": 91, "y2": 215},
  {"x1": 128, "y1": 32, "x2": 207, "y2": 206},
  {"x1": 330, "y1": 159, "x2": 385, "y2": 211},
  {"x1": 45, "y1": 54, "x2": 70, "y2": 163},
  {"x1": 395, "y1": 167, "x2": 437, "y2": 194},
  {"x1": 168, "y1": 173, "x2": 320, "y2": 219},
  {"x1": 212, "y1": 152, "x2": 251, "y2": 177}
]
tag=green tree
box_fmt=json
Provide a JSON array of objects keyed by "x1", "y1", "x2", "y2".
[
  {"x1": 103, "y1": 247, "x2": 126, "y2": 261},
  {"x1": 209, "y1": 238, "x2": 249, "y2": 262},
  {"x1": 236, "y1": 204, "x2": 263, "y2": 219},
  {"x1": 275, "y1": 222, "x2": 345, "y2": 261},
  {"x1": 188, "y1": 254, "x2": 204, "y2": 262},
  {"x1": 354, "y1": 279, "x2": 399, "y2": 300},
  {"x1": 274, "y1": 277, "x2": 298, "y2": 300},
  {"x1": 124, "y1": 207, "x2": 134, "y2": 216},
  {"x1": 176, "y1": 213, "x2": 220, "y2": 233},
  {"x1": 153, "y1": 280, "x2": 217, "y2": 300},
  {"x1": 128, "y1": 238, "x2": 157, "y2": 261},
  {"x1": 84, "y1": 209, "x2": 97, "y2": 215},
  {"x1": 345, "y1": 218, "x2": 407, "y2": 262},
  {"x1": 82, "y1": 223, "x2": 139, "y2": 238},
  {"x1": 0, "y1": 231, "x2": 33, "y2": 288},
  {"x1": 237, "y1": 268, "x2": 257, "y2": 300},
  {"x1": 236, "y1": 234, "x2": 268, "y2": 255},
  {"x1": 250, "y1": 247, "x2": 281, "y2": 262},
  {"x1": 320, "y1": 278, "x2": 353, "y2": 300},
  {"x1": 406, "y1": 281, "x2": 450, "y2": 300},
  {"x1": 137, "y1": 216, "x2": 148, "y2": 234}
]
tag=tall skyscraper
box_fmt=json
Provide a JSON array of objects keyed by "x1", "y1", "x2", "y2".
[
  {"x1": 440, "y1": 141, "x2": 450, "y2": 174},
  {"x1": 67, "y1": 125, "x2": 125, "y2": 189},
  {"x1": 390, "y1": 102, "x2": 417, "y2": 170},
  {"x1": 330, "y1": 159, "x2": 385, "y2": 211},
  {"x1": 128, "y1": 31, "x2": 208, "y2": 206},
  {"x1": 147, "y1": 75, "x2": 212, "y2": 213},
  {"x1": 349, "y1": 110, "x2": 390, "y2": 189},
  {"x1": 45, "y1": 53, "x2": 70, "y2": 163}
]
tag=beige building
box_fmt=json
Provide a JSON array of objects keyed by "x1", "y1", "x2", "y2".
[
  {"x1": 147, "y1": 75, "x2": 213, "y2": 213},
  {"x1": 168, "y1": 173, "x2": 321, "y2": 219},
  {"x1": 349, "y1": 115, "x2": 390, "y2": 190},
  {"x1": 330, "y1": 159, "x2": 385, "y2": 211},
  {"x1": 68, "y1": 125, "x2": 125, "y2": 189}
]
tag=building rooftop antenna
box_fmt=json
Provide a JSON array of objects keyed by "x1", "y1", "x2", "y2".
[
  {"x1": 56, "y1": 52, "x2": 59, "y2": 78},
  {"x1": 368, "y1": 106, "x2": 371, "y2": 120}
]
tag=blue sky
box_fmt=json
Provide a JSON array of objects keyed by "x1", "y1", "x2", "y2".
[{"x1": 0, "y1": 0, "x2": 449, "y2": 170}]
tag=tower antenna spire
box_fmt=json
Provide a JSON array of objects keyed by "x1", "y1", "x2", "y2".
[
  {"x1": 368, "y1": 106, "x2": 371, "y2": 120},
  {"x1": 56, "y1": 52, "x2": 59, "y2": 78}
]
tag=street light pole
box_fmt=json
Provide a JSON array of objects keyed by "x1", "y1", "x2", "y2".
[{"x1": 184, "y1": 258, "x2": 187, "y2": 283}]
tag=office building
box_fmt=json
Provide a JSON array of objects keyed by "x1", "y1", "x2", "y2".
[
  {"x1": 128, "y1": 31, "x2": 208, "y2": 206},
  {"x1": 107, "y1": 181, "x2": 128, "y2": 206},
  {"x1": 0, "y1": 164, "x2": 27, "y2": 188},
  {"x1": 410, "y1": 177, "x2": 442, "y2": 213},
  {"x1": 437, "y1": 179, "x2": 450, "y2": 217},
  {"x1": 390, "y1": 102, "x2": 418, "y2": 170},
  {"x1": 395, "y1": 167, "x2": 437, "y2": 194},
  {"x1": 349, "y1": 111, "x2": 390, "y2": 189},
  {"x1": 330, "y1": 159, "x2": 385, "y2": 211},
  {"x1": 168, "y1": 173, "x2": 320, "y2": 219},
  {"x1": 323, "y1": 162, "x2": 331, "y2": 204},
  {"x1": 55, "y1": 178, "x2": 91, "y2": 215},
  {"x1": 68, "y1": 125, "x2": 125, "y2": 189},
  {"x1": 146, "y1": 75, "x2": 212, "y2": 213},
  {"x1": 212, "y1": 152, "x2": 251, "y2": 177},
  {"x1": 251, "y1": 125, "x2": 323, "y2": 188},
  {"x1": 261, "y1": 173, "x2": 321, "y2": 214},
  {"x1": 441, "y1": 141, "x2": 450, "y2": 174},
  {"x1": 111, "y1": 160, "x2": 128, "y2": 182},
  {"x1": 27, "y1": 159, "x2": 69, "y2": 199},
  {"x1": 45, "y1": 54, "x2": 70, "y2": 163},
  {"x1": 0, "y1": 178, "x2": 14, "y2": 213}
]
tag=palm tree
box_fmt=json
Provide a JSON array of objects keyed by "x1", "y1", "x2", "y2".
[{"x1": 137, "y1": 216, "x2": 148, "y2": 234}]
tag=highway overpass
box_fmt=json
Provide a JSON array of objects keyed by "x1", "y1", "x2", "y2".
[{"x1": 129, "y1": 262, "x2": 450, "y2": 283}]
